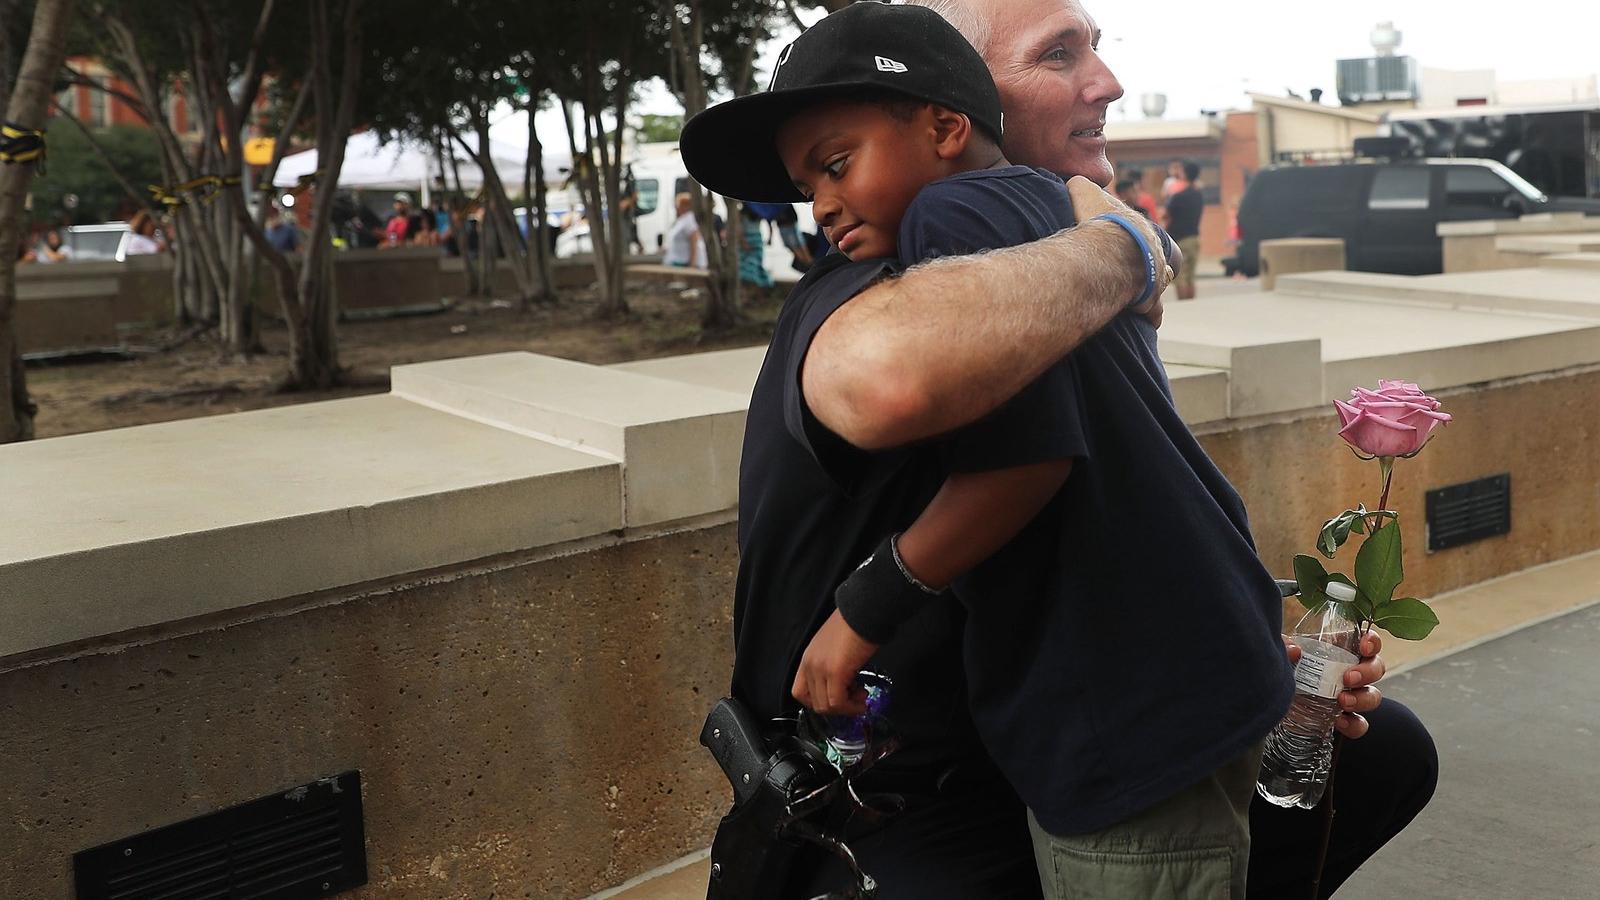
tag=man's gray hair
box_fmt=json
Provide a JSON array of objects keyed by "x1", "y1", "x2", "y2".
[{"x1": 898, "y1": 0, "x2": 993, "y2": 58}]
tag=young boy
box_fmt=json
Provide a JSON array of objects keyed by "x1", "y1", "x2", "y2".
[{"x1": 682, "y1": 4, "x2": 1291, "y2": 897}]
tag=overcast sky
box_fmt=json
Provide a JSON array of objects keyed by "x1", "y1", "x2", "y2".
[{"x1": 502, "y1": 1, "x2": 1600, "y2": 148}]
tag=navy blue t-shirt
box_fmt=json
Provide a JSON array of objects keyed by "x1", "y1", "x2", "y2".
[
  {"x1": 732, "y1": 253, "x2": 987, "y2": 772},
  {"x1": 894, "y1": 166, "x2": 1294, "y2": 834}
]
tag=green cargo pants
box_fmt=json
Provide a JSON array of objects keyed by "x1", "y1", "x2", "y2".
[{"x1": 1027, "y1": 743, "x2": 1263, "y2": 900}]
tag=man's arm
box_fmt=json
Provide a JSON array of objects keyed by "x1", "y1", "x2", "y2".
[{"x1": 802, "y1": 177, "x2": 1175, "y2": 450}]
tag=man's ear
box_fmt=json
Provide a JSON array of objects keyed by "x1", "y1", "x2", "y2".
[{"x1": 927, "y1": 105, "x2": 973, "y2": 160}]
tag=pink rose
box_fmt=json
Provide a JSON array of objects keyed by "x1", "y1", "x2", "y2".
[{"x1": 1333, "y1": 380, "x2": 1452, "y2": 457}]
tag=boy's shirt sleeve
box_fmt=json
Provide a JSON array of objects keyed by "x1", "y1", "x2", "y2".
[{"x1": 897, "y1": 178, "x2": 1092, "y2": 474}]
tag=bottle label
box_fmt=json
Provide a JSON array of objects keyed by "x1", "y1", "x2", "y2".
[{"x1": 1291, "y1": 637, "x2": 1359, "y2": 699}]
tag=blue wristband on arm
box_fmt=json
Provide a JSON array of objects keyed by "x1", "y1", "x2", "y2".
[{"x1": 1091, "y1": 212, "x2": 1159, "y2": 309}]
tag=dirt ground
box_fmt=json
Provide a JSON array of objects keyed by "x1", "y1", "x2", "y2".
[{"x1": 26, "y1": 282, "x2": 783, "y2": 440}]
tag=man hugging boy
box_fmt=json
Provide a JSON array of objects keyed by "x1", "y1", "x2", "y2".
[{"x1": 681, "y1": 4, "x2": 1292, "y2": 898}]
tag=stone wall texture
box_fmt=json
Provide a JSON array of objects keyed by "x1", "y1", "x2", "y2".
[
  {"x1": 3, "y1": 368, "x2": 1598, "y2": 897},
  {"x1": 0, "y1": 527, "x2": 737, "y2": 899}
]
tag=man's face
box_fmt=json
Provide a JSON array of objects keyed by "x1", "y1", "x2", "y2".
[
  {"x1": 1169, "y1": 161, "x2": 1184, "y2": 179},
  {"x1": 776, "y1": 100, "x2": 946, "y2": 261},
  {"x1": 978, "y1": 0, "x2": 1122, "y2": 186}
]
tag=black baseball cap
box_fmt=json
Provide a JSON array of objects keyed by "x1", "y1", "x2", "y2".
[{"x1": 679, "y1": 1, "x2": 1002, "y2": 203}]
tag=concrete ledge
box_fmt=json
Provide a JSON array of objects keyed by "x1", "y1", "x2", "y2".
[
  {"x1": 1157, "y1": 328, "x2": 1325, "y2": 418},
  {"x1": 1164, "y1": 292, "x2": 1600, "y2": 404},
  {"x1": 610, "y1": 346, "x2": 767, "y2": 396},
  {"x1": 0, "y1": 395, "x2": 621, "y2": 662},
  {"x1": 393, "y1": 353, "x2": 748, "y2": 528},
  {"x1": 1165, "y1": 364, "x2": 1230, "y2": 423},
  {"x1": 1258, "y1": 238, "x2": 1345, "y2": 291},
  {"x1": 1541, "y1": 252, "x2": 1600, "y2": 272},
  {"x1": 628, "y1": 264, "x2": 710, "y2": 284},
  {"x1": 1437, "y1": 212, "x2": 1600, "y2": 237},
  {"x1": 14, "y1": 278, "x2": 122, "y2": 354},
  {"x1": 1274, "y1": 269, "x2": 1600, "y2": 320},
  {"x1": 1496, "y1": 233, "x2": 1600, "y2": 257}
]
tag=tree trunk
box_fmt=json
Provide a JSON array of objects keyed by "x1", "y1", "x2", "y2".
[
  {"x1": 0, "y1": 0, "x2": 76, "y2": 443},
  {"x1": 460, "y1": 115, "x2": 536, "y2": 304},
  {"x1": 439, "y1": 126, "x2": 480, "y2": 296},
  {"x1": 527, "y1": 96, "x2": 556, "y2": 302},
  {"x1": 661, "y1": 0, "x2": 739, "y2": 329},
  {"x1": 283, "y1": 0, "x2": 361, "y2": 390}
]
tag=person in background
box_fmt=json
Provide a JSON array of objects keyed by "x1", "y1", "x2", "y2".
[
  {"x1": 737, "y1": 204, "x2": 774, "y2": 289},
  {"x1": 125, "y1": 210, "x2": 164, "y2": 255},
  {"x1": 619, "y1": 179, "x2": 645, "y2": 255},
  {"x1": 1115, "y1": 177, "x2": 1151, "y2": 219},
  {"x1": 1165, "y1": 161, "x2": 1205, "y2": 300},
  {"x1": 1161, "y1": 158, "x2": 1190, "y2": 202},
  {"x1": 662, "y1": 192, "x2": 707, "y2": 268},
  {"x1": 383, "y1": 192, "x2": 413, "y2": 248},
  {"x1": 15, "y1": 237, "x2": 37, "y2": 264},
  {"x1": 1124, "y1": 167, "x2": 1161, "y2": 221},
  {"x1": 776, "y1": 203, "x2": 815, "y2": 272},
  {"x1": 265, "y1": 208, "x2": 301, "y2": 254},
  {"x1": 410, "y1": 210, "x2": 439, "y2": 248},
  {"x1": 35, "y1": 228, "x2": 72, "y2": 263}
]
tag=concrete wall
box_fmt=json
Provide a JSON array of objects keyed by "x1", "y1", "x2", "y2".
[
  {"x1": 1203, "y1": 369, "x2": 1600, "y2": 603},
  {"x1": 6, "y1": 259, "x2": 1600, "y2": 897},
  {"x1": 0, "y1": 527, "x2": 736, "y2": 898},
  {"x1": 13, "y1": 251, "x2": 617, "y2": 354},
  {"x1": 15, "y1": 256, "x2": 173, "y2": 354},
  {"x1": 1440, "y1": 214, "x2": 1600, "y2": 273}
]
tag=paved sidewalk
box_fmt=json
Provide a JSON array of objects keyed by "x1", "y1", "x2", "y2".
[{"x1": 1341, "y1": 600, "x2": 1600, "y2": 899}]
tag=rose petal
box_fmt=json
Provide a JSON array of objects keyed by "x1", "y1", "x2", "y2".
[
  {"x1": 1338, "y1": 409, "x2": 1420, "y2": 457},
  {"x1": 1333, "y1": 398, "x2": 1362, "y2": 428}
]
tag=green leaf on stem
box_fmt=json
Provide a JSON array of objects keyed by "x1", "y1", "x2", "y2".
[
  {"x1": 1318, "y1": 506, "x2": 1370, "y2": 558},
  {"x1": 1373, "y1": 597, "x2": 1440, "y2": 640},
  {"x1": 1355, "y1": 519, "x2": 1404, "y2": 608},
  {"x1": 1293, "y1": 554, "x2": 1330, "y2": 613}
]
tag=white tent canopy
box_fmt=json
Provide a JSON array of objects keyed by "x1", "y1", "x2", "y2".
[{"x1": 272, "y1": 130, "x2": 573, "y2": 199}]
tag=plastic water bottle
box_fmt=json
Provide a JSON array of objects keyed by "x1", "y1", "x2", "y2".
[
  {"x1": 1257, "y1": 582, "x2": 1362, "y2": 809},
  {"x1": 823, "y1": 671, "x2": 892, "y2": 769}
]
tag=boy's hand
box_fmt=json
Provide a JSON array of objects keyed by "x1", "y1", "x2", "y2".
[
  {"x1": 792, "y1": 609, "x2": 880, "y2": 717},
  {"x1": 1063, "y1": 175, "x2": 1177, "y2": 326},
  {"x1": 1283, "y1": 631, "x2": 1387, "y2": 739}
]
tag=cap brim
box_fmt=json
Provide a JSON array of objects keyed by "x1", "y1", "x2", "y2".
[{"x1": 681, "y1": 83, "x2": 881, "y2": 204}]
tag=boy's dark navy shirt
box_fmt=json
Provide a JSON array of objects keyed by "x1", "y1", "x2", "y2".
[{"x1": 733, "y1": 165, "x2": 1293, "y2": 834}]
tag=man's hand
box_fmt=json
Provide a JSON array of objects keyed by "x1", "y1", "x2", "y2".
[
  {"x1": 792, "y1": 609, "x2": 880, "y2": 717},
  {"x1": 1284, "y1": 631, "x2": 1387, "y2": 739},
  {"x1": 1064, "y1": 176, "x2": 1178, "y2": 327}
]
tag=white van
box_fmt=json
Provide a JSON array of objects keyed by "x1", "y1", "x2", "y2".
[{"x1": 553, "y1": 142, "x2": 817, "y2": 275}]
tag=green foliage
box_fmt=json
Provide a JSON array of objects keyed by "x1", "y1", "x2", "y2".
[
  {"x1": 30, "y1": 121, "x2": 162, "y2": 223},
  {"x1": 1354, "y1": 519, "x2": 1403, "y2": 609},
  {"x1": 634, "y1": 113, "x2": 683, "y2": 144},
  {"x1": 1316, "y1": 505, "x2": 1397, "y2": 558},
  {"x1": 1292, "y1": 554, "x2": 1330, "y2": 614},
  {"x1": 1300, "y1": 518, "x2": 1434, "y2": 641},
  {"x1": 1372, "y1": 597, "x2": 1440, "y2": 640}
]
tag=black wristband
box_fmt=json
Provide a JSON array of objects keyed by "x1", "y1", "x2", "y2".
[{"x1": 834, "y1": 533, "x2": 944, "y2": 645}]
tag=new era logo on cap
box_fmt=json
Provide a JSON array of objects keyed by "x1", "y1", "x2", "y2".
[{"x1": 874, "y1": 56, "x2": 908, "y2": 74}]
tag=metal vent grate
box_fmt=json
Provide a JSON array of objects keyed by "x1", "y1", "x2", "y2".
[
  {"x1": 1426, "y1": 474, "x2": 1511, "y2": 552},
  {"x1": 74, "y1": 771, "x2": 366, "y2": 900}
]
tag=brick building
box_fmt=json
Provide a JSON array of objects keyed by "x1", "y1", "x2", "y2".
[{"x1": 53, "y1": 56, "x2": 201, "y2": 137}]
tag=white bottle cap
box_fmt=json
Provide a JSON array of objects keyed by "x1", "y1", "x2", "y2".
[{"x1": 1325, "y1": 581, "x2": 1358, "y2": 603}]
